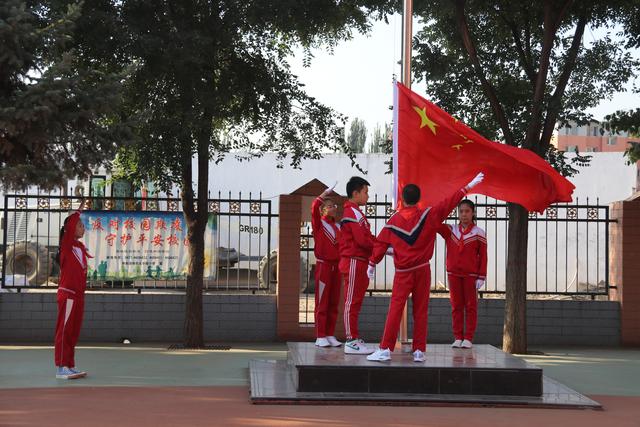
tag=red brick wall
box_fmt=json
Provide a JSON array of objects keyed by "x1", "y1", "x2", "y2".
[{"x1": 609, "y1": 194, "x2": 640, "y2": 346}]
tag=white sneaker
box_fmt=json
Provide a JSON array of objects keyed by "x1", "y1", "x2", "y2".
[
  {"x1": 326, "y1": 336, "x2": 342, "y2": 347},
  {"x1": 344, "y1": 339, "x2": 374, "y2": 355},
  {"x1": 413, "y1": 350, "x2": 426, "y2": 362},
  {"x1": 452, "y1": 339, "x2": 463, "y2": 348},
  {"x1": 56, "y1": 366, "x2": 83, "y2": 380},
  {"x1": 367, "y1": 348, "x2": 391, "y2": 362},
  {"x1": 461, "y1": 339, "x2": 473, "y2": 348},
  {"x1": 315, "y1": 337, "x2": 331, "y2": 347},
  {"x1": 69, "y1": 367, "x2": 87, "y2": 377}
]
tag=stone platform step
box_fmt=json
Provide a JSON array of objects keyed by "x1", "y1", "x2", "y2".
[
  {"x1": 249, "y1": 359, "x2": 601, "y2": 409},
  {"x1": 287, "y1": 342, "x2": 543, "y2": 396}
]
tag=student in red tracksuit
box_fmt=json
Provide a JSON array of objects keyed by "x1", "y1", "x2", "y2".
[
  {"x1": 366, "y1": 173, "x2": 484, "y2": 363},
  {"x1": 311, "y1": 183, "x2": 342, "y2": 348},
  {"x1": 54, "y1": 212, "x2": 91, "y2": 380},
  {"x1": 438, "y1": 199, "x2": 487, "y2": 349},
  {"x1": 339, "y1": 176, "x2": 376, "y2": 355}
]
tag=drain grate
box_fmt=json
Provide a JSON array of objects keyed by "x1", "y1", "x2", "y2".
[{"x1": 167, "y1": 344, "x2": 231, "y2": 351}]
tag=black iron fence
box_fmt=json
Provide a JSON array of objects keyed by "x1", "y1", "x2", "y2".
[
  {"x1": 298, "y1": 195, "x2": 613, "y2": 323},
  {"x1": 1, "y1": 192, "x2": 276, "y2": 293},
  {"x1": 2, "y1": 190, "x2": 614, "y2": 304}
]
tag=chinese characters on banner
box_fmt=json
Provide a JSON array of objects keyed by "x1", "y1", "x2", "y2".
[{"x1": 81, "y1": 211, "x2": 217, "y2": 281}]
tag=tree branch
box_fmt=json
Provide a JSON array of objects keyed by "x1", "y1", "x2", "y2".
[
  {"x1": 524, "y1": 9, "x2": 533, "y2": 67},
  {"x1": 539, "y1": 8, "x2": 588, "y2": 153},
  {"x1": 522, "y1": 0, "x2": 558, "y2": 150},
  {"x1": 180, "y1": 150, "x2": 196, "y2": 223},
  {"x1": 498, "y1": 10, "x2": 535, "y2": 85},
  {"x1": 196, "y1": 112, "x2": 212, "y2": 229},
  {"x1": 454, "y1": 0, "x2": 515, "y2": 146}
]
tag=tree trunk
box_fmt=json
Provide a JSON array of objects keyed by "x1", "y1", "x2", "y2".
[
  {"x1": 184, "y1": 216, "x2": 205, "y2": 347},
  {"x1": 503, "y1": 203, "x2": 528, "y2": 354},
  {"x1": 181, "y1": 119, "x2": 211, "y2": 348}
]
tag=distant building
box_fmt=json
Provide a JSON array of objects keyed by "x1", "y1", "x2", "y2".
[{"x1": 555, "y1": 120, "x2": 638, "y2": 153}]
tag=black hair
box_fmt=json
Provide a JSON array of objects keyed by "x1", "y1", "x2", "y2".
[
  {"x1": 54, "y1": 215, "x2": 72, "y2": 265},
  {"x1": 401, "y1": 184, "x2": 421, "y2": 206},
  {"x1": 458, "y1": 199, "x2": 477, "y2": 223},
  {"x1": 346, "y1": 176, "x2": 370, "y2": 199}
]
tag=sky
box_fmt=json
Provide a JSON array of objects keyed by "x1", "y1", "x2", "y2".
[{"x1": 288, "y1": 15, "x2": 639, "y2": 146}]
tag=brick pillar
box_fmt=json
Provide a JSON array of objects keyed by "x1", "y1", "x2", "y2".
[
  {"x1": 276, "y1": 182, "x2": 347, "y2": 342},
  {"x1": 609, "y1": 193, "x2": 640, "y2": 346},
  {"x1": 277, "y1": 194, "x2": 310, "y2": 340}
]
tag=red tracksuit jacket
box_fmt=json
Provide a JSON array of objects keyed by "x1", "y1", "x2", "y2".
[
  {"x1": 58, "y1": 214, "x2": 91, "y2": 296},
  {"x1": 311, "y1": 196, "x2": 340, "y2": 262},
  {"x1": 438, "y1": 223, "x2": 487, "y2": 280},
  {"x1": 370, "y1": 188, "x2": 469, "y2": 269},
  {"x1": 339, "y1": 201, "x2": 375, "y2": 260}
]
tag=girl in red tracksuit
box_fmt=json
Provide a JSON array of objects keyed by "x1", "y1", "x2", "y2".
[
  {"x1": 54, "y1": 212, "x2": 91, "y2": 379},
  {"x1": 311, "y1": 184, "x2": 342, "y2": 348},
  {"x1": 438, "y1": 199, "x2": 487, "y2": 349}
]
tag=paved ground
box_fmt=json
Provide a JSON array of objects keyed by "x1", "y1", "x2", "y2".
[
  {"x1": 0, "y1": 344, "x2": 287, "y2": 389},
  {"x1": 1, "y1": 344, "x2": 639, "y2": 426}
]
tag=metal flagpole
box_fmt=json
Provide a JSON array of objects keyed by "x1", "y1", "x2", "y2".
[{"x1": 398, "y1": 0, "x2": 413, "y2": 351}]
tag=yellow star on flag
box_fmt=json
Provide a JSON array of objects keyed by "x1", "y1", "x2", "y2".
[
  {"x1": 451, "y1": 144, "x2": 463, "y2": 151},
  {"x1": 412, "y1": 105, "x2": 438, "y2": 135}
]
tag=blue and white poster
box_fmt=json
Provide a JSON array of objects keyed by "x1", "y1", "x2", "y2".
[{"x1": 80, "y1": 211, "x2": 217, "y2": 281}]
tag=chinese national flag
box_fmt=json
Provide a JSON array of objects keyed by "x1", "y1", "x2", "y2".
[{"x1": 394, "y1": 82, "x2": 574, "y2": 213}]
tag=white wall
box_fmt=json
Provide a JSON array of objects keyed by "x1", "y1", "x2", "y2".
[
  {"x1": 207, "y1": 153, "x2": 394, "y2": 201},
  {"x1": 206, "y1": 152, "x2": 635, "y2": 292},
  {"x1": 564, "y1": 152, "x2": 637, "y2": 203},
  {"x1": 207, "y1": 152, "x2": 636, "y2": 204}
]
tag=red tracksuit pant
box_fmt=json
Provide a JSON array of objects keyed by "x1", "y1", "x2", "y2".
[
  {"x1": 340, "y1": 258, "x2": 369, "y2": 340},
  {"x1": 380, "y1": 265, "x2": 431, "y2": 352},
  {"x1": 54, "y1": 293, "x2": 85, "y2": 368},
  {"x1": 448, "y1": 274, "x2": 478, "y2": 341},
  {"x1": 315, "y1": 261, "x2": 341, "y2": 338}
]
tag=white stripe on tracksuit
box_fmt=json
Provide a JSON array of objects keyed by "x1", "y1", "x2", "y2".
[
  {"x1": 57, "y1": 299, "x2": 74, "y2": 367},
  {"x1": 344, "y1": 259, "x2": 356, "y2": 339}
]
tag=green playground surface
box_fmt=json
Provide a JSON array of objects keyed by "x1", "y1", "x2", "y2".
[{"x1": 1, "y1": 344, "x2": 639, "y2": 396}]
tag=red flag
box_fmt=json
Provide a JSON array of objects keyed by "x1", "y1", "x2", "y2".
[{"x1": 393, "y1": 82, "x2": 574, "y2": 213}]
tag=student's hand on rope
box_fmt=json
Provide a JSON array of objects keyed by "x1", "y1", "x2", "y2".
[
  {"x1": 367, "y1": 264, "x2": 376, "y2": 279},
  {"x1": 466, "y1": 172, "x2": 484, "y2": 191},
  {"x1": 321, "y1": 181, "x2": 338, "y2": 198},
  {"x1": 475, "y1": 279, "x2": 485, "y2": 290}
]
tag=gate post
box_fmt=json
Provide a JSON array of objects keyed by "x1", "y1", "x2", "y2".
[
  {"x1": 609, "y1": 192, "x2": 640, "y2": 346},
  {"x1": 276, "y1": 179, "x2": 344, "y2": 341}
]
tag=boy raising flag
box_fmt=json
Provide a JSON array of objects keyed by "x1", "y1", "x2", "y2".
[{"x1": 366, "y1": 172, "x2": 484, "y2": 362}]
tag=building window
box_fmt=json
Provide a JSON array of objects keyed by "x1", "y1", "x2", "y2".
[
  {"x1": 592, "y1": 127, "x2": 598, "y2": 136},
  {"x1": 586, "y1": 147, "x2": 598, "y2": 152},
  {"x1": 571, "y1": 126, "x2": 578, "y2": 136},
  {"x1": 608, "y1": 136, "x2": 616, "y2": 145},
  {"x1": 566, "y1": 145, "x2": 578, "y2": 152}
]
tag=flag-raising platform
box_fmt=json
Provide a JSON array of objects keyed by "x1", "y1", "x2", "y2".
[{"x1": 249, "y1": 342, "x2": 601, "y2": 408}]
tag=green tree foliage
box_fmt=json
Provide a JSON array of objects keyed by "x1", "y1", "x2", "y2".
[
  {"x1": 604, "y1": 108, "x2": 640, "y2": 136},
  {"x1": 348, "y1": 118, "x2": 367, "y2": 153},
  {"x1": 369, "y1": 122, "x2": 392, "y2": 153},
  {"x1": 0, "y1": 1, "x2": 130, "y2": 190},
  {"x1": 603, "y1": 108, "x2": 640, "y2": 164},
  {"x1": 54, "y1": 0, "x2": 396, "y2": 346},
  {"x1": 412, "y1": 0, "x2": 640, "y2": 353}
]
